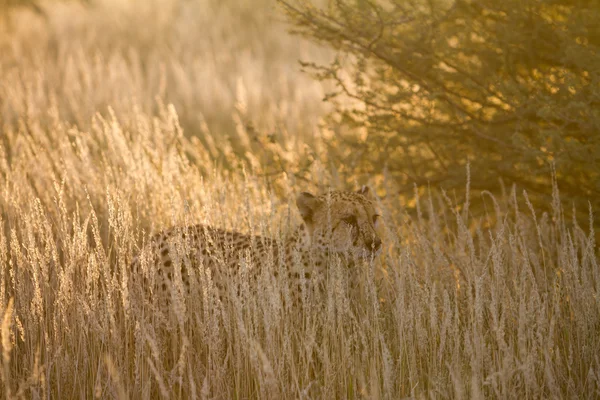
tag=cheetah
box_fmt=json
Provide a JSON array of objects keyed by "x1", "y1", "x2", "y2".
[{"x1": 129, "y1": 187, "x2": 382, "y2": 308}]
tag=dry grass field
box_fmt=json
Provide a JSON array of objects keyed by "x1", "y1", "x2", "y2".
[{"x1": 0, "y1": 0, "x2": 599, "y2": 399}]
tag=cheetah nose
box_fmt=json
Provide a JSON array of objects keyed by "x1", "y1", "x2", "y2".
[
  {"x1": 373, "y1": 238, "x2": 382, "y2": 251},
  {"x1": 367, "y1": 237, "x2": 382, "y2": 251}
]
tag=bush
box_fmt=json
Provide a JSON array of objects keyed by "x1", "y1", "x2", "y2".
[{"x1": 279, "y1": 0, "x2": 600, "y2": 223}]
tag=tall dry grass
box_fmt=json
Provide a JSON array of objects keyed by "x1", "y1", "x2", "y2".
[{"x1": 0, "y1": 0, "x2": 599, "y2": 399}]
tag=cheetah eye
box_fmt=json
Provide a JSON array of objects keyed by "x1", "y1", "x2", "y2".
[
  {"x1": 372, "y1": 214, "x2": 380, "y2": 224},
  {"x1": 342, "y1": 215, "x2": 358, "y2": 226}
]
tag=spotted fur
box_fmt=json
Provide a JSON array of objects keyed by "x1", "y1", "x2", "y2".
[{"x1": 130, "y1": 188, "x2": 382, "y2": 307}]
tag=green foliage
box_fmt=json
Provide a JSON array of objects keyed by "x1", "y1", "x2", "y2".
[{"x1": 279, "y1": 0, "x2": 600, "y2": 221}]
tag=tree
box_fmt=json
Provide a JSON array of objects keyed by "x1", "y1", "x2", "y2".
[{"x1": 279, "y1": 0, "x2": 600, "y2": 223}]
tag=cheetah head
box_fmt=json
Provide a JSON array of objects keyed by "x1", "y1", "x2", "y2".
[{"x1": 296, "y1": 187, "x2": 382, "y2": 258}]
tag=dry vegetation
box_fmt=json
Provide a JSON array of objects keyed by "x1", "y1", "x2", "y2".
[{"x1": 0, "y1": 0, "x2": 599, "y2": 399}]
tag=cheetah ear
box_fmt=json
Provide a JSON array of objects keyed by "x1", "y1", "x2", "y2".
[
  {"x1": 357, "y1": 185, "x2": 372, "y2": 198},
  {"x1": 297, "y1": 192, "x2": 320, "y2": 222}
]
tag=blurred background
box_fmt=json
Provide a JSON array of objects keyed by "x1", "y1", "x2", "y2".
[
  {"x1": 1, "y1": 0, "x2": 599, "y2": 224},
  {"x1": 0, "y1": 0, "x2": 335, "y2": 179}
]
